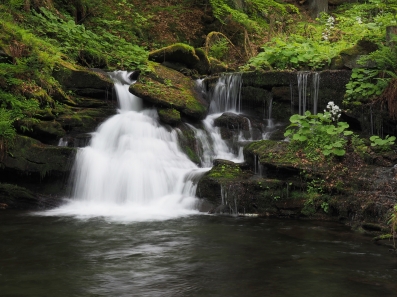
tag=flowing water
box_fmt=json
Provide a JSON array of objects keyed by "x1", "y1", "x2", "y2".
[
  {"x1": 4, "y1": 72, "x2": 396, "y2": 296},
  {"x1": 1, "y1": 212, "x2": 397, "y2": 297}
]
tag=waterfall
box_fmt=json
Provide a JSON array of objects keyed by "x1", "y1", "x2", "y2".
[
  {"x1": 44, "y1": 71, "x2": 205, "y2": 221},
  {"x1": 41, "y1": 71, "x2": 248, "y2": 220},
  {"x1": 312, "y1": 72, "x2": 320, "y2": 115},
  {"x1": 297, "y1": 71, "x2": 310, "y2": 115},
  {"x1": 295, "y1": 71, "x2": 320, "y2": 115},
  {"x1": 209, "y1": 73, "x2": 242, "y2": 113}
]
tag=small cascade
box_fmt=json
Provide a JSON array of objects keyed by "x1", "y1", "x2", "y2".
[
  {"x1": 297, "y1": 71, "x2": 310, "y2": 115},
  {"x1": 58, "y1": 138, "x2": 68, "y2": 147},
  {"x1": 220, "y1": 184, "x2": 239, "y2": 216},
  {"x1": 294, "y1": 71, "x2": 320, "y2": 115},
  {"x1": 312, "y1": 72, "x2": 320, "y2": 115},
  {"x1": 254, "y1": 154, "x2": 264, "y2": 177},
  {"x1": 46, "y1": 71, "x2": 205, "y2": 221},
  {"x1": 209, "y1": 73, "x2": 242, "y2": 113},
  {"x1": 262, "y1": 94, "x2": 275, "y2": 139},
  {"x1": 238, "y1": 117, "x2": 253, "y2": 141}
]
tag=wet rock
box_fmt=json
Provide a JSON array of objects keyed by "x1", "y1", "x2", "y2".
[
  {"x1": 214, "y1": 112, "x2": 250, "y2": 131},
  {"x1": 158, "y1": 108, "x2": 181, "y2": 126},
  {"x1": 130, "y1": 63, "x2": 208, "y2": 120},
  {"x1": 53, "y1": 61, "x2": 113, "y2": 100},
  {"x1": 15, "y1": 119, "x2": 66, "y2": 145},
  {"x1": 149, "y1": 43, "x2": 200, "y2": 69},
  {"x1": 0, "y1": 135, "x2": 76, "y2": 199}
]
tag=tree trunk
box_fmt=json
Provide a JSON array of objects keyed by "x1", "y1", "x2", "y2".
[{"x1": 307, "y1": 0, "x2": 328, "y2": 18}]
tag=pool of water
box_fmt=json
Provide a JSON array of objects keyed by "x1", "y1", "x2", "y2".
[{"x1": 1, "y1": 212, "x2": 396, "y2": 297}]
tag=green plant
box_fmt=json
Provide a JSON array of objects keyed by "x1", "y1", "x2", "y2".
[
  {"x1": 370, "y1": 135, "x2": 396, "y2": 150},
  {"x1": 321, "y1": 201, "x2": 329, "y2": 213},
  {"x1": 30, "y1": 7, "x2": 148, "y2": 70},
  {"x1": 344, "y1": 68, "x2": 394, "y2": 104},
  {"x1": 351, "y1": 134, "x2": 368, "y2": 155},
  {"x1": 0, "y1": 108, "x2": 16, "y2": 142},
  {"x1": 284, "y1": 104, "x2": 353, "y2": 157}
]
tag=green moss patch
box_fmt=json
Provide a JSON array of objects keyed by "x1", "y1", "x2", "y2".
[{"x1": 130, "y1": 63, "x2": 208, "y2": 120}]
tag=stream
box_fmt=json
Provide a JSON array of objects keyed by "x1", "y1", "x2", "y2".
[{"x1": 1, "y1": 212, "x2": 397, "y2": 297}]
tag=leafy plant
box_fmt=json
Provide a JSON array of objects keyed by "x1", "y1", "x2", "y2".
[
  {"x1": 0, "y1": 108, "x2": 16, "y2": 142},
  {"x1": 370, "y1": 135, "x2": 396, "y2": 150},
  {"x1": 284, "y1": 104, "x2": 353, "y2": 157},
  {"x1": 244, "y1": 35, "x2": 349, "y2": 70},
  {"x1": 344, "y1": 69, "x2": 391, "y2": 104},
  {"x1": 30, "y1": 7, "x2": 148, "y2": 70}
]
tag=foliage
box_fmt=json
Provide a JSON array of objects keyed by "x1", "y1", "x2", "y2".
[
  {"x1": 244, "y1": 35, "x2": 349, "y2": 70},
  {"x1": 344, "y1": 69, "x2": 393, "y2": 103},
  {"x1": 370, "y1": 135, "x2": 396, "y2": 150},
  {"x1": 284, "y1": 103, "x2": 353, "y2": 157},
  {"x1": 209, "y1": 38, "x2": 229, "y2": 60},
  {"x1": 0, "y1": 108, "x2": 16, "y2": 142},
  {"x1": 30, "y1": 7, "x2": 148, "y2": 70},
  {"x1": 244, "y1": 0, "x2": 397, "y2": 71},
  {"x1": 209, "y1": 0, "x2": 298, "y2": 33},
  {"x1": 350, "y1": 134, "x2": 368, "y2": 156}
]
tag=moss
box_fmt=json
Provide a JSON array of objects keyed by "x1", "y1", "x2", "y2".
[
  {"x1": 1, "y1": 135, "x2": 75, "y2": 179},
  {"x1": 149, "y1": 43, "x2": 200, "y2": 68},
  {"x1": 0, "y1": 183, "x2": 38, "y2": 210},
  {"x1": 206, "y1": 161, "x2": 244, "y2": 180},
  {"x1": 130, "y1": 63, "x2": 208, "y2": 120},
  {"x1": 158, "y1": 108, "x2": 181, "y2": 125}
]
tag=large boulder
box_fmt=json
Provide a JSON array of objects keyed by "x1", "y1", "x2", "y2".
[
  {"x1": 53, "y1": 62, "x2": 113, "y2": 100},
  {"x1": 149, "y1": 43, "x2": 213, "y2": 75},
  {"x1": 130, "y1": 62, "x2": 208, "y2": 120},
  {"x1": 0, "y1": 135, "x2": 76, "y2": 201}
]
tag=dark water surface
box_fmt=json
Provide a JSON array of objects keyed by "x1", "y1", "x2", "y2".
[{"x1": 1, "y1": 212, "x2": 397, "y2": 297}]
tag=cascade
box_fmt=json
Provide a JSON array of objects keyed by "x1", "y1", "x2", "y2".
[
  {"x1": 312, "y1": 72, "x2": 320, "y2": 114},
  {"x1": 209, "y1": 73, "x2": 242, "y2": 113},
  {"x1": 295, "y1": 71, "x2": 320, "y2": 115},
  {"x1": 262, "y1": 95, "x2": 275, "y2": 140},
  {"x1": 45, "y1": 71, "x2": 248, "y2": 220},
  {"x1": 46, "y1": 71, "x2": 206, "y2": 221}
]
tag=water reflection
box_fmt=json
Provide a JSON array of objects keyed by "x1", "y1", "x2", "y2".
[{"x1": 1, "y1": 213, "x2": 397, "y2": 297}]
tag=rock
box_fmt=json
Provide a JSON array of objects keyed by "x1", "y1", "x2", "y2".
[
  {"x1": 0, "y1": 183, "x2": 53, "y2": 210},
  {"x1": 53, "y1": 61, "x2": 113, "y2": 100},
  {"x1": 15, "y1": 119, "x2": 66, "y2": 145},
  {"x1": 130, "y1": 62, "x2": 208, "y2": 120},
  {"x1": 332, "y1": 39, "x2": 379, "y2": 69},
  {"x1": 214, "y1": 112, "x2": 251, "y2": 130},
  {"x1": 149, "y1": 43, "x2": 200, "y2": 68},
  {"x1": 209, "y1": 57, "x2": 229, "y2": 74},
  {"x1": 0, "y1": 135, "x2": 76, "y2": 191},
  {"x1": 158, "y1": 108, "x2": 181, "y2": 126}
]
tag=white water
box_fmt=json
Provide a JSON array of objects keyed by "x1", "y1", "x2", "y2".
[
  {"x1": 43, "y1": 71, "x2": 205, "y2": 222},
  {"x1": 296, "y1": 71, "x2": 320, "y2": 115},
  {"x1": 42, "y1": 71, "x2": 247, "y2": 221}
]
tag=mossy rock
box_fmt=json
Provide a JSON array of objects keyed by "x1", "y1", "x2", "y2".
[
  {"x1": 209, "y1": 57, "x2": 229, "y2": 74},
  {"x1": 194, "y1": 48, "x2": 211, "y2": 75},
  {"x1": 176, "y1": 124, "x2": 201, "y2": 164},
  {"x1": 130, "y1": 62, "x2": 208, "y2": 120},
  {"x1": 336, "y1": 39, "x2": 379, "y2": 69},
  {"x1": 158, "y1": 108, "x2": 181, "y2": 126},
  {"x1": 0, "y1": 183, "x2": 40, "y2": 210},
  {"x1": 53, "y1": 61, "x2": 113, "y2": 99},
  {"x1": 57, "y1": 107, "x2": 115, "y2": 134},
  {"x1": 214, "y1": 112, "x2": 250, "y2": 131},
  {"x1": 16, "y1": 119, "x2": 66, "y2": 145},
  {"x1": 149, "y1": 43, "x2": 200, "y2": 69},
  {"x1": 1, "y1": 135, "x2": 76, "y2": 180}
]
